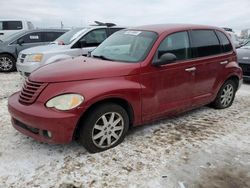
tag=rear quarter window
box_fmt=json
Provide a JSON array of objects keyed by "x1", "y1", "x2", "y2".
[
  {"x1": 191, "y1": 30, "x2": 221, "y2": 58},
  {"x1": 215, "y1": 31, "x2": 233, "y2": 53}
]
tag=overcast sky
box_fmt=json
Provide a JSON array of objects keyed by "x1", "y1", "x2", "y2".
[{"x1": 0, "y1": 0, "x2": 250, "y2": 31}]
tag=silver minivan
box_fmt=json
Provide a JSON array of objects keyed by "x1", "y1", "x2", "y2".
[{"x1": 17, "y1": 24, "x2": 124, "y2": 77}]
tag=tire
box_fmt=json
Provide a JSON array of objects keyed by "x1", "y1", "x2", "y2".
[
  {"x1": 79, "y1": 103, "x2": 129, "y2": 153},
  {"x1": 0, "y1": 54, "x2": 16, "y2": 72},
  {"x1": 212, "y1": 80, "x2": 237, "y2": 109}
]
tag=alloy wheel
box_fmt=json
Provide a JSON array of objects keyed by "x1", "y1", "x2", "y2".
[
  {"x1": 0, "y1": 56, "x2": 13, "y2": 71},
  {"x1": 220, "y1": 84, "x2": 234, "y2": 107},
  {"x1": 92, "y1": 112, "x2": 124, "y2": 148}
]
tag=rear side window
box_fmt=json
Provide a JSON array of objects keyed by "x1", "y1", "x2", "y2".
[
  {"x1": 0, "y1": 21, "x2": 23, "y2": 30},
  {"x1": 191, "y1": 30, "x2": 221, "y2": 58},
  {"x1": 155, "y1": 31, "x2": 191, "y2": 61},
  {"x1": 42, "y1": 32, "x2": 64, "y2": 42},
  {"x1": 108, "y1": 28, "x2": 124, "y2": 36},
  {"x1": 20, "y1": 32, "x2": 42, "y2": 43},
  {"x1": 216, "y1": 31, "x2": 233, "y2": 53},
  {"x1": 78, "y1": 29, "x2": 107, "y2": 47}
]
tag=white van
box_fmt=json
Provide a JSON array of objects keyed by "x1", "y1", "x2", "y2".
[{"x1": 0, "y1": 19, "x2": 34, "y2": 41}]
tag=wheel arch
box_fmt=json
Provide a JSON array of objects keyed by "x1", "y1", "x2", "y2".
[
  {"x1": 0, "y1": 52, "x2": 16, "y2": 61},
  {"x1": 73, "y1": 97, "x2": 135, "y2": 139},
  {"x1": 225, "y1": 74, "x2": 240, "y2": 90}
]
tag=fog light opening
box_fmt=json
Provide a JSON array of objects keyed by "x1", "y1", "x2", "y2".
[{"x1": 43, "y1": 130, "x2": 53, "y2": 139}]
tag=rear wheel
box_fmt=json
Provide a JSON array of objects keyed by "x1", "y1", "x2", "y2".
[
  {"x1": 0, "y1": 54, "x2": 16, "y2": 72},
  {"x1": 79, "y1": 103, "x2": 129, "y2": 153},
  {"x1": 212, "y1": 80, "x2": 237, "y2": 109}
]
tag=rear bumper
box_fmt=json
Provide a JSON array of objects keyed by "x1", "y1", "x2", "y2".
[{"x1": 8, "y1": 92, "x2": 80, "y2": 144}]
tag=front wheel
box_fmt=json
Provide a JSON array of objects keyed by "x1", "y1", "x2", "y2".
[
  {"x1": 79, "y1": 103, "x2": 129, "y2": 153},
  {"x1": 0, "y1": 54, "x2": 16, "y2": 72},
  {"x1": 212, "y1": 80, "x2": 237, "y2": 109}
]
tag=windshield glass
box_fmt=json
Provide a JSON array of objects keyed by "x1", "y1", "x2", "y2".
[
  {"x1": 1, "y1": 30, "x2": 26, "y2": 42},
  {"x1": 242, "y1": 40, "x2": 250, "y2": 48},
  {"x1": 91, "y1": 30, "x2": 158, "y2": 62},
  {"x1": 55, "y1": 28, "x2": 87, "y2": 45}
]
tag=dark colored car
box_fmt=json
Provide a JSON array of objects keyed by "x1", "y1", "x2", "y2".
[
  {"x1": 8, "y1": 24, "x2": 242, "y2": 153},
  {"x1": 237, "y1": 41, "x2": 250, "y2": 81},
  {"x1": 0, "y1": 29, "x2": 68, "y2": 72}
]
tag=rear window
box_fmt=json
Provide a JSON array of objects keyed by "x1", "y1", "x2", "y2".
[
  {"x1": 0, "y1": 21, "x2": 23, "y2": 30},
  {"x1": 191, "y1": 30, "x2": 221, "y2": 58},
  {"x1": 216, "y1": 31, "x2": 233, "y2": 53},
  {"x1": 43, "y1": 32, "x2": 64, "y2": 42}
]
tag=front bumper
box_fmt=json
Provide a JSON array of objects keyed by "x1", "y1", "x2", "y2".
[
  {"x1": 16, "y1": 61, "x2": 41, "y2": 77},
  {"x1": 243, "y1": 75, "x2": 250, "y2": 81},
  {"x1": 8, "y1": 92, "x2": 80, "y2": 144}
]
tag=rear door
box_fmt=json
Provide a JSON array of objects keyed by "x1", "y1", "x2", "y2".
[
  {"x1": 15, "y1": 32, "x2": 45, "y2": 55},
  {"x1": 189, "y1": 30, "x2": 230, "y2": 106},
  {"x1": 141, "y1": 31, "x2": 195, "y2": 121}
]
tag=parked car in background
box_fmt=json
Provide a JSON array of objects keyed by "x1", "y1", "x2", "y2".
[
  {"x1": 0, "y1": 19, "x2": 34, "y2": 41},
  {"x1": 237, "y1": 40, "x2": 250, "y2": 81},
  {"x1": 16, "y1": 23, "x2": 125, "y2": 77},
  {"x1": 0, "y1": 29, "x2": 67, "y2": 72},
  {"x1": 227, "y1": 31, "x2": 241, "y2": 48},
  {"x1": 8, "y1": 24, "x2": 242, "y2": 153}
]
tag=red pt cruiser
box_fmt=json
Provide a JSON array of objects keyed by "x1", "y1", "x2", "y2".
[{"x1": 8, "y1": 24, "x2": 242, "y2": 153}]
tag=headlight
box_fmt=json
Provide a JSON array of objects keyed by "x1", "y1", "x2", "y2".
[
  {"x1": 26, "y1": 54, "x2": 43, "y2": 62},
  {"x1": 46, "y1": 94, "x2": 84, "y2": 111}
]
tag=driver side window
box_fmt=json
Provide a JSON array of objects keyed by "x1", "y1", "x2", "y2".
[
  {"x1": 79, "y1": 29, "x2": 107, "y2": 47},
  {"x1": 155, "y1": 31, "x2": 191, "y2": 62}
]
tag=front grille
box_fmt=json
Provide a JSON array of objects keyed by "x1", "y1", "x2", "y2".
[
  {"x1": 19, "y1": 54, "x2": 27, "y2": 63},
  {"x1": 239, "y1": 63, "x2": 250, "y2": 76},
  {"x1": 19, "y1": 79, "x2": 47, "y2": 105}
]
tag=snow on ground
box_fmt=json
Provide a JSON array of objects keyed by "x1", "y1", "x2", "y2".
[{"x1": 0, "y1": 72, "x2": 250, "y2": 188}]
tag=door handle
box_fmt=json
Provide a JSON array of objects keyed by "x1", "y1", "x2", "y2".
[
  {"x1": 220, "y1": 61, "x2": 228, "y2": 65},
  {"x1": 185, "y1": 67, "x2": 196, "y2": 72},
  {"x1": 0, "y1": 33, "x2": 4, "y2": 35}
]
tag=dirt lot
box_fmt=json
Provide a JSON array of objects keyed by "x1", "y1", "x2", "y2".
[{"x1": 0, "y1": 72, "x2": 250, "y2": 188}]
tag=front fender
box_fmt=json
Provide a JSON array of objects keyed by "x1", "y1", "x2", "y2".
[{"x1": 38, "y1": 75, "x2": 142, "y2": 125}]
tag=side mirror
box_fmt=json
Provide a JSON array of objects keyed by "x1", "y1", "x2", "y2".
[
  {"x1": 153, "y1": 53, "x2": 177, "y2": 66},
  {"x1": 17, "y1": 38, "x2": 24, "y2": 46}
]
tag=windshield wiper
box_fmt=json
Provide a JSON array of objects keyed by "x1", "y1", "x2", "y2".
[{"x1": 92, "y1": 55, "x2": 113, "y2": 61}]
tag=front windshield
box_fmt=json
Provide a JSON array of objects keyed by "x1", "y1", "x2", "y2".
[
  {"x1": 242, "y1": 40, "x2": 250, "y2": 48},
  {"x1": 55, "y1": 28, "x2": 87, "y2": 45},
  {"x1": 91, "y1": 30, "x2": 158, "y2": 62},
  {"x1": 1, "y1": 30, "x2": 26, "y2": 42}
]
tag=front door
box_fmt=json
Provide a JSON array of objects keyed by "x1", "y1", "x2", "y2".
[{"x1": 141, "y1": 31, "x2": 195, "y2": 122}]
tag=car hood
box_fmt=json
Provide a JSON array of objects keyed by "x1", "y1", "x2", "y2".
[
  {"x1": 29, "y1": 56, "x2": 141, "y2": 83},
  {"x1": 237, "y1": 47, "x2": 250, "y2": 64},
  {"x1": 21, "y1": 44, "x2": 69, "y2": 54}
]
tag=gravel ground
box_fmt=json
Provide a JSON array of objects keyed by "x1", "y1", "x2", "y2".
[{"x1": 0, "y1": 72, "x2": 250, "y2": 188}]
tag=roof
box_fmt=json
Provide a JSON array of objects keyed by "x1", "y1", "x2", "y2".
[
  {"x1": 28, "y1": 28, "x2": 69, "y2": 32},
  {"x1": 130, "y1": 24, "x2": 223, "y2": 34}
]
